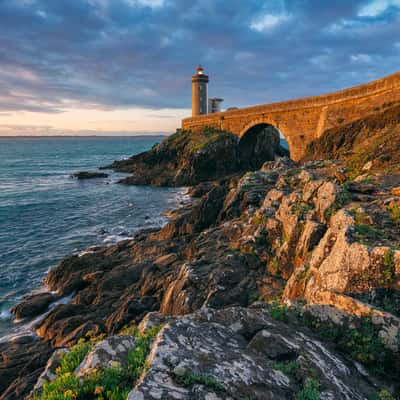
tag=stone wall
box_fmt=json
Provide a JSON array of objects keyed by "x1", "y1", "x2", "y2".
[{"x1": 182, "y1": 71, "x2": 400, "y2": 161}]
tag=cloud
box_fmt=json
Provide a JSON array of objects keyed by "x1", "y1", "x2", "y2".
[
  {"x1": 358, "y1": 0, "x2": 400, "y2": 17},
  {"x1": 126, "y1": 0, "x2": 165, "y2": 8},
  {"x1": 0, "y1": 0, "x2": 399, "y2": 135},
  {"x1": 250, "y1": 13, "x2": 290, "y2": 32},
  {"x1": 350, "y1": 53, "x2": 373, "y2": 63}
]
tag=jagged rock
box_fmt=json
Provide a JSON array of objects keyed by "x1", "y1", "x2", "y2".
[
  {"x1": 247, "y1": 329, "x2": 297, "y2": 360},
  {"x1": 302, "y1": 179, "x2": 325, "y2": 203},
  {"x1": 0, "y1": 335, "x2": 53, "y2": 400},
  {"x1": 154, "y1": 253, "x2": 178, "y2": 267},
  {"x1": 127, "y1": 307, "x2": 377, "y2": 400},
  {"x1": 31, "y1": 348, "x2": 69, "y2": 394},
  {"x1": 313, "y1": 181, "x2": 339, "y2": 222},
  {"x1": 276, "y1": 192, "x2": 303, "y2": 243},
  {"x1": 4, "y1": 152, "x2": 400, "y2": 398},
  {"x1": 296, "y1": 220, "x2": 326, "y2": 257},
  {"x1": 11, "y1": 292, "x2": 57, "y2": 320}
]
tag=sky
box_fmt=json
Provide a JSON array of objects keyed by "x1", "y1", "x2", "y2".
[{"x1": 0, "y1": 0, "x2": 399, "y2": 136}]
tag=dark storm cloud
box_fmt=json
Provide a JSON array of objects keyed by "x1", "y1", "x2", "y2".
[{"x1": 0, "y1": 0, "x2": 399, "y2": 112}]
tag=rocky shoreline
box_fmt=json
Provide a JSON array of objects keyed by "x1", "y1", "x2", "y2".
[{"x1": 1, "y1": 120, "x2": 400, "y2": 399}]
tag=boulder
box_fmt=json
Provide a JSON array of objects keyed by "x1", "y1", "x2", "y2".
[
  {"x1": 72, "y1": 171, "x2": 109, "y2": 179},
  {"x1": 76, "y1": 335, "x2": 137, "y2": 376},
  {"x1": 11, "y1": 292, "x2": 57, "y2": 320}
]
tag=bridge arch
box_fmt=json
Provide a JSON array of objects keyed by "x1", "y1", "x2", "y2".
[{"x1": 238, "y1": 121, "x2": 290, "y2": 170}]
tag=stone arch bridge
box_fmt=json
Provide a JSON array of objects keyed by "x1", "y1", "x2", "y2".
[{"x1": 181, "y1": 72, "x2": 400, "y2": 161}]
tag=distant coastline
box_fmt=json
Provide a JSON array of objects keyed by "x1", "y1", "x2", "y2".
[{"x1": 0, "y1": 134, "x2": 169, "y2": 139}]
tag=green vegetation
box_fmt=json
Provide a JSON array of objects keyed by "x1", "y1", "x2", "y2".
[
  {"x1": 370, "y1": 389, "x2": 397, "y2": 400},
  {"x1": 273, "y1": 360, "x2": 298, "y2": 377},
  {"x1": 325, "y1": 187, "x2": 352, "y2": 219},
  {"x1": 303, "y1": 314, "x2": 397, "y2": 377},
  {"x1": 270, "y1": 257, "x2": 282, "y2": 276},
  {"x1": 380, "y1": 295, "x2": 398, "y2": 315},
  {"x1": 119, "y1": 324, "x2": 138, "y2": 336},
  {"x1": 388, "y1": 202, "x2": 400, "y2": 227},
  {"x1": 296, "y1": 379, "x2": 321, "y2": 400},
  {"x1": 240, "y1": 244, "x2": 257, "y2": 256},
  {"x1": 349, "y1": 207, "x2": 383, "y2": 243},
  {"x1": 304, "y1": 103, "x2": 400, "y2": 179},
  {"x1": 34, "y1": 326, "x2": 162, "y2": 400},
  {"x1": 165, "y1": 126, "x2": 235, "y2": 154},
  {"x1": 382, "y1": 248, "x2": 395, "y2": 284},
  {"x1": 354, "y1": 224, "x2": 382, "y2": 242},
  {"x1": 251, "y1": 213, "x2": 267, "y2": 225},
  {"x1": 175, "y1": 372, "x2": 225, "y2": 393},
  {"x1": 58, "y1": 339, "x2": 94, "y2": 376},
  {"x1": 270, "y1": 301, "x2": 289, "y2": 322},
  {"x1": 292, "y1": 202, "x2": 313, "y2": 219},
  {"x1": 248, "y1": 289, "x2": 261, "y2": 304}
]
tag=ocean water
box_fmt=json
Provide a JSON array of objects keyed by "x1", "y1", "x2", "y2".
[{"x1": 0, "y1": 136, "x2": 183, "y2": 337}]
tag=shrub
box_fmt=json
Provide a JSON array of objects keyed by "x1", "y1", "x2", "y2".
[
  {"x1": 270, "y1": 257, "x2": 281, "y2": 276},
  {"x1": 119, "y1": 324, "x2": 138, "y2": 336},
  {"x1": 270, "y1": 301, "x2": 289, "y2": 322},
  {"x1": 382, "y1": 249, "x2": 395, "y2": 283},
  {"x1": 248, "y1": 290, "x2": 261, "y2": 304},
  {"x1": 370, "y1": 389, "x2": 397, "y2": 400},
  {"x1": 274, "y1": 360, "x2": 298, "y2": 377},
  {"x1": 34, "y1": 326, "x2": 162, "y2": 400},
  {"x1": 302, "y1": 314, "x2": 397, "y2": 377},
  {"x1": 175, "y1": 372, "x2": 225, "y2": 392},
  {"x1": 292, "y1": 202, "x2": 313, "y2": 219},
  {"x1": 58, "y1": 339, "x2": 93, "y2": 375},
  {"x1": 325, "y1": 187, "x2": 352, "y2": 219},
  {"x1": 251, "y1": 213, "x2": 267, "y2": 225},
  {"x1": 388, "y1": 202, "x2": 400, "y2": 227},
  {"x1": 296, "y1": 379, "x2": 321, "y2": 400},
  {"x1": 354, "y1": 224, "x2": 382, "y2": 242}
]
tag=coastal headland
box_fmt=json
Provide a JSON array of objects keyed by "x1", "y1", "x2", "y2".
[{"x1": 1, "y1": 82, "x2": 400, "y2": 400}]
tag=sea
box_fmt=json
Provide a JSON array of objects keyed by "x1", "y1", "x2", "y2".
[{"x1": 0, "y1": 136, "x2": 184, "y2": 338}]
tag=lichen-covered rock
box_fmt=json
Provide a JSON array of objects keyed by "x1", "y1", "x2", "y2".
[
  {"x1": 127, "y1": 307, "x2": 377, "y2": 400},
  {"x1": 76, "y1": 335, "x2": 137, "y2": 376},
  {"x1": 30, "y1": 348, "x2": 69, "y2": 394}
]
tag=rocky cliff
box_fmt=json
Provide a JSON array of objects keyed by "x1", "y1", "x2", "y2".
[
  {"x1": 103, "y1": 127, "x2": 288, "y2": 186},
  {"x1": 304, "y1": 102, "x2": 400, "y2": 178},
  {"x1": 1, "y1": 123, "x2": 400, "y2": 400}
]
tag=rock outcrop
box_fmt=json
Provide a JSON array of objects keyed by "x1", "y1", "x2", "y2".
[
  {"x1": 71, "y1": 171, "x2": 109, "y2": 179},
  {"x1": 303, "y1": 102, "x2": 400, "y2": 177},
  {"x1": 2, "y1": 131, "x2": 400, "y2": 398},
  {"x1": 102, "y1": 127, "x2": 287, "y2": 186},
  {"x1": 26, "y1": 307, "x2": 384, "y2": 400}
]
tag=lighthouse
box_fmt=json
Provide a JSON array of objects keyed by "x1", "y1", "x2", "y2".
[{"x1": 192, "y1": 65, "x2": 209, "y2": 116}]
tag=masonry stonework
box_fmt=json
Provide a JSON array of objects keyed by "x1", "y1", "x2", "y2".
[{"x1": 182, "y1": 72, "x2": 400, "y2": 161}]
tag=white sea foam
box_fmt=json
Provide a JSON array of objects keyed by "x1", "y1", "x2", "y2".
[
  {"x1": 103, "y1": 234, "x2": 133, "y2": 244},
  {"x1": 0, "y1": 308, "x2": 12, "y2": 321},
  {"x1": 0, "y1": 293, "x2": 74, "y2": 344}
]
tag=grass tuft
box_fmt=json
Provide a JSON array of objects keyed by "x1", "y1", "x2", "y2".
[{"x1": 34, "y1": 326, "x2": 162, "y2": 400}]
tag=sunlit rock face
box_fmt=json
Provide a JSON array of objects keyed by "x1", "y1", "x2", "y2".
[{"x1": 3, "y1": 104, "x2": 400, "y2": 399}]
